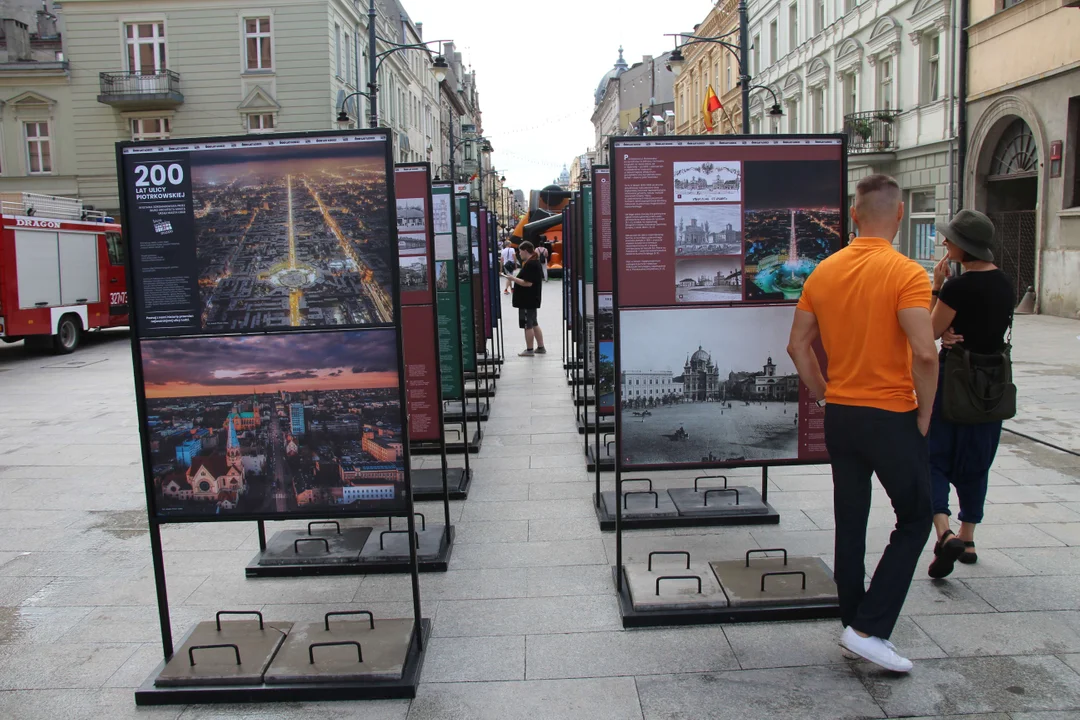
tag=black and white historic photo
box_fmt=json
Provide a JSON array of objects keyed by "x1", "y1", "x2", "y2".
[
  {"x1": 675, "y1": 204, "x2": 742, "y2": 256},
  {"x1": 674, "y1": 256, "x2": 743, "y2": 303},
  {"x1": 398, "y1": 232, "x2": 426, "y2": 256},
  {"x1": 396, "y1": 198, "x2": 426, "y2": 233},
  {"x1": 673, "y1": 161, "x2": 741, "y2": 203},
  {"x1": 597, "y1": 293, "x2": 613, "y2": 341},
  {"x1": 743, "y1": 160, "x2": 843, "y2": 302},
  {"x1": 435, "y1": 261, "x2": 450, "y2": 291},
  {"x1": 399, "y1": 255, "x2": 429, "y2": 293},
  {"x1": 618, "y1": 305, "x2": 801, "y2": 467}
]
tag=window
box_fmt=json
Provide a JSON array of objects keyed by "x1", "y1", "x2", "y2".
[
  {"x1": 1067, "y1": 97, "x2": 1080, "y2": 208},
  {"x1": 335, "y1": 23, "x2": 342, "y2": 78},
  {"x1": 24, "y1": 121, "x2": 51, "y2": 174},
  {"x1": 876, "y1": 57, "x2": 893, "y2": 110},
  {"x1": 815, "y1": 0, "x2": 825, "y2": 33},
  {"x1": 125, "y1": 22, "x2": 166, "y2": 74},
  {"x1": 248, "y1": 114, "x2": 275, "y2": 132},
  {"x1": 752, "y1": 34, "x2": 760, "y2": 75},
  {"x1": 788, "y1": 100, "x2": 799, "y2": 133},
  {"x1": 812, "y1": 87, "x2": 825, "y2": 132},
  {"x1": 131, "y1": 117, "x2": 171, "y2": 140},
  {"x1": 908, "y1": 190, "x2": 937, "y2": 263},
  {"x1": 726, "y1": 58, "x2": 733, "y2": 92},
  {"x1": 344, "y1": 33, "x2": 352, "y2": 85},
  {"x1": 789, "y1": 3, "x2": 798, "y2": 50},
  {"x1": 921, "y1": 34, "x2": 940, "y2": 104},
  {"x1": 244, "y1": 17, "x2": 272, "y2": 71},
  {"x1": 843, "y1": 73, "x2": 857, "y2": 116},
  {"x1": 845, "y1": 0, "x2": 858, "y2": 12},
  {"x1": 106, "y1": 232, "x2": 125, "y2": 266},
  {"x1": 1002, "y1": 0, "x2": 1024, "y2": 7},
  {"x1": 769, "y1": 20, "x2": 778, "y2": 64}
]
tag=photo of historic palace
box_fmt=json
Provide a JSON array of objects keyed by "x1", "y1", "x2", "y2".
[
  {"x1": 618, "y1": 305, "x2": 801, "y2": 466},
  {"x1": 674, "y1": 204, "x2": 742, "y2": 256},
  {"x1": 743, "y1": 160, "x2": 843, "y2": 302},
  {"x1": 396, "y1": 198, "x2": 426, "y2": 233},
  {"x1": 675, "y1": 257, "x2": 743, "y2": 303},
  {"x1": 398, "y1": 232, "x2": 426, "y2": 256},
  {"x1": 191, "y1": 141, "x2": 394, "y2": 331},
  {"x1": 673, "y1": 161, "x2": 741, "y2": 203},
  {"x1": 141, "y1": 330, "x2": 405, "y2": 518},
  {"x1": 399, "y1": 255, "x2": 429, "y2": 293}
]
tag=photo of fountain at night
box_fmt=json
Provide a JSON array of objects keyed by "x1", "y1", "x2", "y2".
[{"x1": 742, "y1": 160, "x2": 843, "y2": 302}]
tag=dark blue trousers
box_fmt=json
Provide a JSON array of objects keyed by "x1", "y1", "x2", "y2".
[{"x1": 928, "y1": 363, "x2": 1002, "y2": 524}]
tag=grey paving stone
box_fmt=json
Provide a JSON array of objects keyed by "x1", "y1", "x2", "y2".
[
  {"x1": 525, "y1": 626, "x2": 737, "y2": 679},
  {"x1": 530, "y1": 518, "x2": 605, "y2": 542},
  {"x1": 181, "y1": 574, "x2": 355, "y2": 607},
  {"x1": 102, "y1": 642, "x2": 164, "y2": 688},
  {"x1": 855, "y1": 655, "x2": 1080, "y2": 716},
  {"x1": 724, "y1": 617, "x2": 945, "y2": 669},
  {"x1": 527, "y1": 564, "x2": 615, "y2": 597},
  {"x1": 178, "y1": 698, "x2": 410, "y2": 719},
  {"x1": 870, "y1": 546, "x2": 1035, "y2": 580},
  {"x1": 900, "y1": 579, "x2": 998, "y2": 615},
  {"x1": 913, "y1": 611, "x2": 1080, "y2": 657},
  {"x1": 451, "y1": 539, "x2": 607, "y2": 570},
  {"x1": 1011, "y1": 712, "x2": 1080, "y2": 720},
  {"x1": 964, "y1": 576, "x2": 1080, "y2": 611},
  {"x1": 460, "y1": 498, "x2": 596, "y2": 522},
  {"x1": 422, "y1": 635, "x2": 525, "y2": 682},
  {"x1": 0, "y1": 550, "x2": 148, "y2": 578},
  {"x1": 529, "y1": 481, "x2": 601, "y2": 501},
  {"x1": 0, "y1": 605, "x2": 94, "y2": 644},
  {"x1": 636, "y1": 665, "x2": 885, "y2": 720},
  {"x1": 56, "y1": 604, "x2": 209, "y2": 645},
  {"x1": 0, "y1": 642, "x2": 139, "y2": 690},
  {"x1": 955, "y1": 523, "x2": 1065, "y2": 549},
  {"x1": 1039, "y1": 523, "x2": 1080, "y2": 546},
  {"x1": 408, "y1": 677, "x2": 643, "y2": 720},
  {"x1": 0, "y1": 688, "x2": 183, "y2": 720},
  {"x1": 980, "y1": 504, "x2": 1080, "y2": 526},
  {"x1": 434, "y1": 595, "x2": 622, "y2": 637},
  {"x1": 0, "y1": 574, "x2": 55, "y2": 606},
  {"x1": 1061, "y1": 653, "x2": 1080, "y2": 675},
  {"x1": 452, "y1": 520, "x2": 530, "y2": 544},
  {"x1": 354, "y1": 567, "x2": 527, "y2": 602},
  {"x1": 463, "y1": 481, "x2": 532, "y2": 501}
]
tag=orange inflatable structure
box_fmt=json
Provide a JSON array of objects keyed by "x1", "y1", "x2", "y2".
[{"x1": 510, "y1": 184, "x2": 571, "y2": 277}]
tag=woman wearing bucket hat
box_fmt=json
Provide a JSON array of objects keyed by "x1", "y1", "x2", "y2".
[{"x1": 926, "y1": 209, "x2": 1015, "y2": 578}]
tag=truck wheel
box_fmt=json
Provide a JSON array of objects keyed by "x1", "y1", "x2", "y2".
[{"x1": 53, "y1": 315, "x2": 82, "y2": 354}]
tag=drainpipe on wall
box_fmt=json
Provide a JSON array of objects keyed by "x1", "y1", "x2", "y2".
[{"x1": 947, "y1": 0, "x2": 958, "y2": 218}]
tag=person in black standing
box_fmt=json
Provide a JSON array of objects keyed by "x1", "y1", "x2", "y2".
[
  {"x1": 503, "y1": 240, "x2": 545, "y2": 356},
  {"x1": 927, "y1": 210, "x2": 1015, "y2": 578}
]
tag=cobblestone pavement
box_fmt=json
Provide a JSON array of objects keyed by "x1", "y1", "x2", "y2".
[{"x1": 1, "y1": 289, "x2": 1079, "y2": 719}]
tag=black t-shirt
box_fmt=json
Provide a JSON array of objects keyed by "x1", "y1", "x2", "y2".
[
  {"x1": 512, "y1": 257, "x2": 544, "y2": 309},
  {"x1": 939, "y1": 268, "x2": 1015, "y2": 353}
]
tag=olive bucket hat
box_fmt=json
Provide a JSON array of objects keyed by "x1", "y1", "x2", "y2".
[{"x1": 937, "y1": 209, "x2": 996, "y2": 262}]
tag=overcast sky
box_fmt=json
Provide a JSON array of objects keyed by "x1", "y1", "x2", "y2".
[{"x1": 409, "y1": 0, "x2": 717, "y2": 194}]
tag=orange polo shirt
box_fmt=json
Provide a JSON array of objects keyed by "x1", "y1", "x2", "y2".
[{"x1": 796, "y1": 237, "x2": 931, "y2": 412}]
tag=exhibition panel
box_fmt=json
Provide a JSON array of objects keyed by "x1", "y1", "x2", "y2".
[
  {"x1": 118, "y1": 130, "x2": 427, "y2": 703},
  {"x1": 606, "y1": 134, "x2": 847, "y2": 625}
]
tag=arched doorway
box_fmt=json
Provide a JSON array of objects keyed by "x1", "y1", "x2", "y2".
[{"x1": 984, "y1": 118, "x2": 1038, "y2": 298}]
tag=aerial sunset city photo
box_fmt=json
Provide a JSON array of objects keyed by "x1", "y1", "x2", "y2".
[
  {"x1": 192, "y1": 141, "x2": 394, "y2": 331},
  {"x1": 140, "y1": 329, "x2": 405, "y2": 519}
]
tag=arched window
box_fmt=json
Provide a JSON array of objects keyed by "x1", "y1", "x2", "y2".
[{"x1": 989, "y1": 119, "x2": 1038, "y2": 179}]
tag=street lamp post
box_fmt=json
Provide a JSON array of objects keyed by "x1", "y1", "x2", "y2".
[
  {"x1": 665, "y1": 0, "x2": 760, "y2": 135},
  {"x1": 336, "y1": 3, "x2": 449, "y2": 128}
]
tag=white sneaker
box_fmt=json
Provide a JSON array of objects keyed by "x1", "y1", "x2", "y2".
[
  {"x1": 839, "y1": 626, "x2": 913, "y2": 672},
  {"x1": 841, "y1": 635, "x2": 897, "y2": 660}
]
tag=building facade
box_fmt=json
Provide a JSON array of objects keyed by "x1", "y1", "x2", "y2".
[
  {"x1": 747, "y1": 0, "x2": 960, "y2": 271},
  {"x1": 620, "y1": 370, "x2": 682, "y2": 402},
  {"x1": 591, "y1": 47, "x2": 676, "y2": 165},
  {"x1": 0, "y1": 0, "x2": 469, "y2": 213},
  {"x1": 964, "y1": 0, "x2": 1079, "y2": 317},
  {"x1": 673, "y1": 0, "x2": 744, "y2": 135}
]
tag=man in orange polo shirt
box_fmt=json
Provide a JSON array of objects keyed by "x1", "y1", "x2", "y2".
[{"x1": 787, "y1": 174, "x2": 938, "y2": 673}]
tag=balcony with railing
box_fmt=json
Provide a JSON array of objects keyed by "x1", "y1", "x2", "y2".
[
  {"x1": 843, "y1": 110, "x2": 900, "y2": 157},
  {"x1": 97, "y1": 70, "x2": 183, "y2": 110}
]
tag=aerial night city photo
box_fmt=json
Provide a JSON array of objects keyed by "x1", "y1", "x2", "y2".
[
  {"x1": 192, "y1": 141, "x2": 394, "y2": 331},
  {"x1": 743, "y1": 161, "x2": 843, "y2": 301},
  {"x1": 140, "y1": 329, "x2": 405, "y2": 519}
]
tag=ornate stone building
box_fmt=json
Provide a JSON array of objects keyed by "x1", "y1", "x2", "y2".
[{"x1": 682, "y1": 346, "x2": 721, "y2": 401}]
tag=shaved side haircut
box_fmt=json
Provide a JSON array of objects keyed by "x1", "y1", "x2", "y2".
[{"x1": 854, "y1": 174, "x2": 902, "y2": 221}]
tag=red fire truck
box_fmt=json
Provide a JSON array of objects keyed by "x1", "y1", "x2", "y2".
[{"x1": 0, "y1": 193, "x2": 128, "y2": 353}]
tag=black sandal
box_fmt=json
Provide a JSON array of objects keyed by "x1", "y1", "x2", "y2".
[
  {"x1": 929, "y1": 530, "x2": 966, "y2": 579},
  {"x1": 958, "y1": 541, "x2": 977, "y2": 565}
]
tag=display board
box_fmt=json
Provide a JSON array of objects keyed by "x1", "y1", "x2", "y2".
[
  {"x1": 593, "y1": 167, "x2": 615, "y2": 414},
  {"x1": 395, "y1": 164, "x2": 441, "y2": 442},
  {"x1": 478, "y1": 206, "x2": 492, "y2": 341},
  {"x1": 432, "y1": 182, "x2": 463, "y2": 400},
  {"x1": 611, "y1": 135, "x2": 845, "y2": 471},
  {"x1": 581, "y1": 186, "x2": 594, "y2": 379},
  {"x1": 120, "y1": 130, "x2": 410, "y2": 520},
  {"x1": 470, "y1": 202, "x2": 485, "y2": 347},
  {"x1": 456, "y1": 193, "x2": 477, "y2": 373}
]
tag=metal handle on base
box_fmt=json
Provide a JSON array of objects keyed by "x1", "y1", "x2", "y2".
[
  {"x1": 648, "y1": 550, "x2": 691, "y2": 571},
  {"x1": 308, "y1": 641, "x2": 363, "y2": 664},
  {"x1": 188, "y1": 643, "x2": 241, "y2": 666},
  {"x1": 215, "y1": 610, "x2": 264, "y2": 631},
  {"x1": 655, "y1": 575, "x2": 702, "y2": 596},
  {"x1": 745, "y1": 548, "x2": 788, "y2": 567},
  {"x1": 324, "y1": 610, "x2": 374, "y2": 631},
  {"x1": 760, "y1": 570, "x2": 806, "y2": 592}
]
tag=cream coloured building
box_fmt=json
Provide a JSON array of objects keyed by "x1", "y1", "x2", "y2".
[
  {"x1": 1, "y1": 0, "x2": 454, "y2": 214},
  {"x1": 964, "y1": 0, "x2": 1079, "y2": 317},
  {"x1": 673, "y1": 0, "x2": 744, "y2": 136}
]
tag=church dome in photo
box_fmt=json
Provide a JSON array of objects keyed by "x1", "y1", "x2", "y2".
[
  {"x1": 594, "y1": 46, "x2": 629, "y2": 106},
  {"x1": 690, "y1": 346, "x2": 711, "y2": 364}
]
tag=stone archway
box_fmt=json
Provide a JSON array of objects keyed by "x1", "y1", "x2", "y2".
[{"x1": 966, "y1": 95, "x2": 1046, "y2": 302}]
